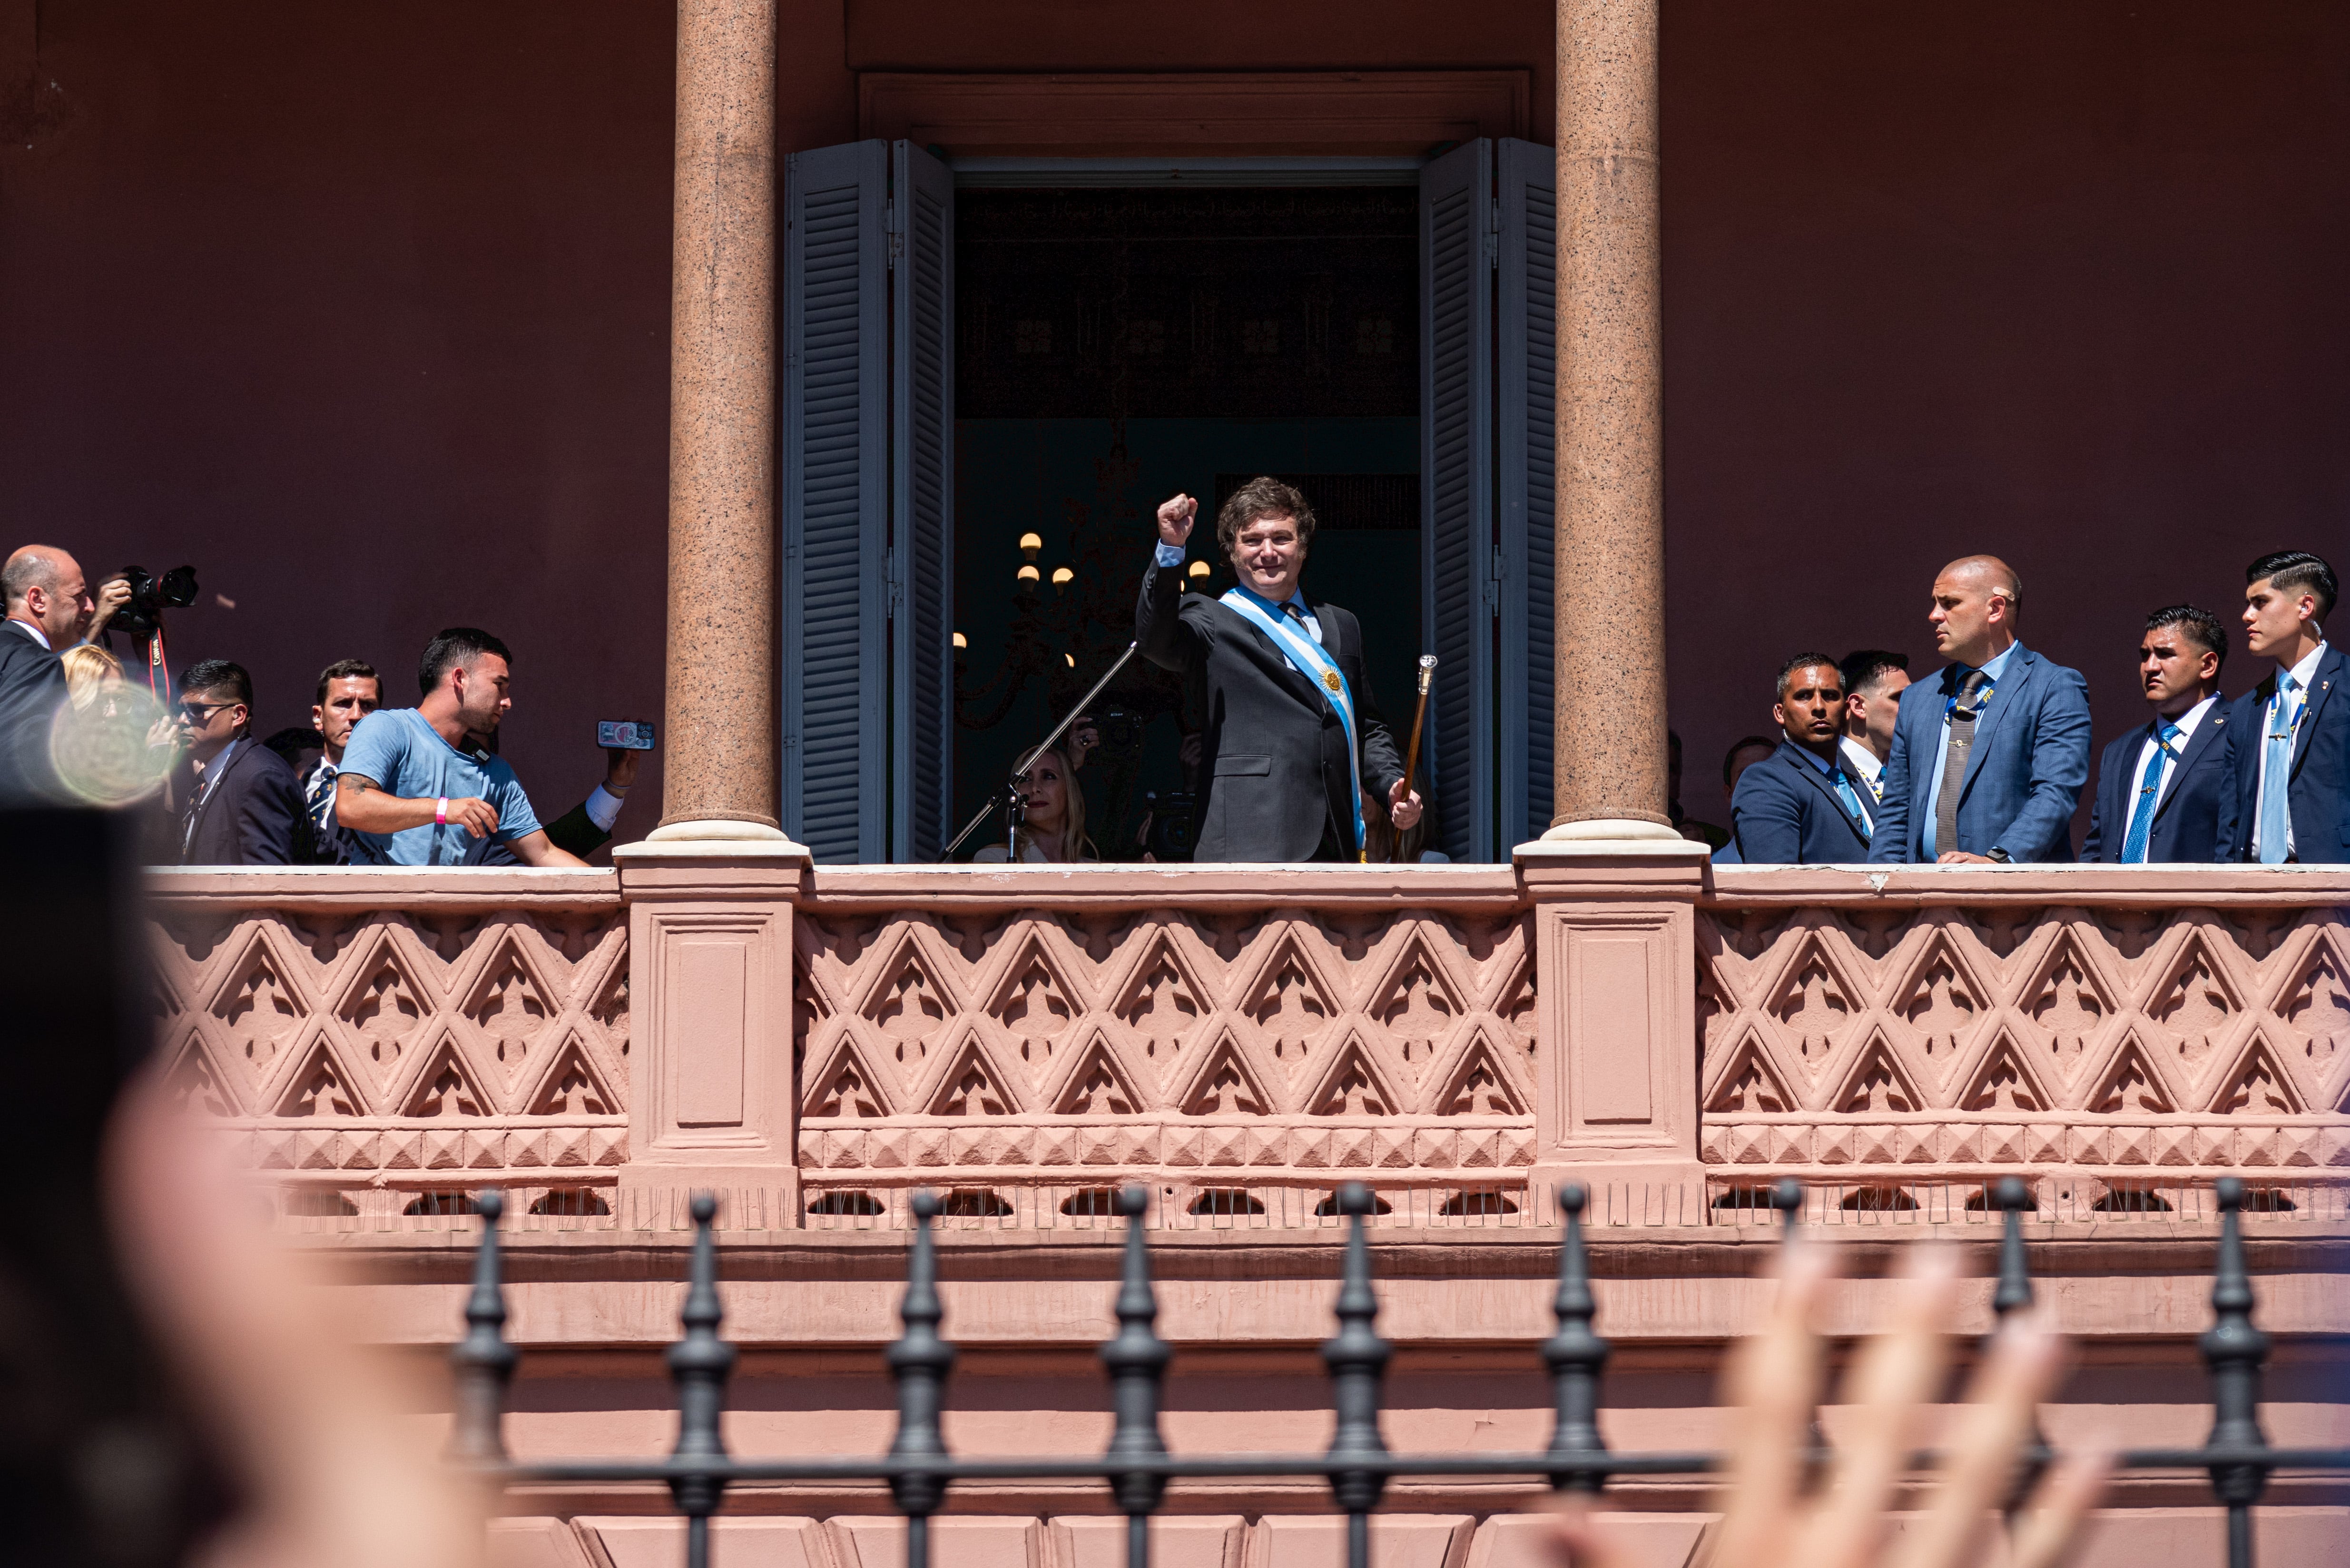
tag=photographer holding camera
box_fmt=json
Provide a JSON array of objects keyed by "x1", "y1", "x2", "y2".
[{"x1": 0, "y1": 544, "x2": 100, "y2": 804}]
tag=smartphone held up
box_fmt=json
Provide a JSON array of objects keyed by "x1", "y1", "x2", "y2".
[{"x1": 597, "y1": 720, "x2": 656, "y2": 750}]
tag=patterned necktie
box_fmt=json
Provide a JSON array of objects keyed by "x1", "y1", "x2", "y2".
[
  {"x1": 1933, "y1": 668, "x2": 1990, "y2": 857},
  {"x1": 305, "y1": 764, "x2": 336, "y2": 837},
  {"x1": 1829, "y1": 769, "x2": 1871, "y2": 841},
  {"x1": 2258, "y1": 674, "x2": 2300, "y2": 865},
  {"x1": 2120, "y1": 719, "x2": 2184, "y2": 864}
]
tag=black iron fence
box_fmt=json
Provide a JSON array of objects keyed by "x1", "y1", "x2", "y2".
[{"x1": 448, "y1": 1177, "x2": 2348, "y2": 1568}]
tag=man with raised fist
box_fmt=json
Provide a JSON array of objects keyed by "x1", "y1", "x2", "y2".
[{"x1": 1136, "y1": 477, "x2": 1416, "y2": 863}]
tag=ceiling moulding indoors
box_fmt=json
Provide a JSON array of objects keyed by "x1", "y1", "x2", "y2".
[{"x1": 857, "y1": 71, "x2": 1531, "y2": 158}]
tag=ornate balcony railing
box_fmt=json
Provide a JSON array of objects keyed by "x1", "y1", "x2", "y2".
[
  {"x1": 793, "y1": 868, "x2": 1538, "y2": 1216},
  {"x1": 1701, "y1": 867, "x2": 2350, "y2": 1212},
  {"x1": 147, "y1": 870, "x2": 629, "y2": 1218},
  {"x1": 147, "y1": 862, "x2": 2350, "y2": 1227}
]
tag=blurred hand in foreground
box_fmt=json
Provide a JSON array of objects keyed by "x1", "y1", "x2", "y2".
[
  {"x1": 107, "y1": 1075, "x2": 487, "y2": 1568},
  {"x1": 1544, "y1": 1239, "x2": 2110, "y2": 1568}
]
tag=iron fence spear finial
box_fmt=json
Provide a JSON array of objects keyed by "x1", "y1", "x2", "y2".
[
  {"x1": 1990, "y1": 1177, "x2": 2036, "y2": 1319},
  {"x1": 1322, "y1": 1183, "x2": 1392, "y2": 1568},
  {"x1": 668, "y1": 1193, "x2": 737, "y2": 1568},
  {"x1": 1988, "y1": 1176, "x2": 2047, "y2": 1511},
  {"x1": 1543, "y1": 1183, "x2": 1610, "y2": 1492},
  {"x1": 1101, "y1": 1185, "x2": 1172, "y2": 1568},
  {"x1": 2203, "y1": 1178, "x2": 2272, "y2": 1568},
  {"x1": 448, "y1": 1189, "x2": 517, "y2": 1464},
  {"x1": 1767, "y1": 1179, "x2": 1827, "y2": 1463},
  {"x1": 890, "y1": 1191, "x2": 957, "y2": 1568}
]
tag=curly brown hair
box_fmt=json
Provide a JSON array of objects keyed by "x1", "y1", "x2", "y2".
[{"x1": 1215, "y1": 476, "x2": 1318, "y2": 561}]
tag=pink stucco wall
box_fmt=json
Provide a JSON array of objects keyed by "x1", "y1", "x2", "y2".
[{"x1": 6, "y1": 1, "x2": 2349, "y2": 841}]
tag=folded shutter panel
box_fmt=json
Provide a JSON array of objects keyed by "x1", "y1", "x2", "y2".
[
  {"x1": 1497, "y1": 138, "x2": 1558, "y2": 849},
  {"x1": 891, "y1": 141, "x2": 955, "y2": 863},
  {"x1": 784, "y1": 140, "x2": 890, "y2": 863},
  {"x1": 1420, "y1": 139, "x2": 1495, "y2": 862}
]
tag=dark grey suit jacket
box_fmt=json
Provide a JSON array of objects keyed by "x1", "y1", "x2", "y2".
[
  {"x1": 1136, "y1": 557, "x2": 1403, "y2": 862},
  {"x1": 0, "y1": 620, "x2": 68, "y2": 806}
]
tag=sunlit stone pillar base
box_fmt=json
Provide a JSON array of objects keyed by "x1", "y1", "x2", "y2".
[
  {"x1": 649, "y1": 818, "x2": 798, "y2": 846},
  {"x1": 613, "y1": 839, "x2": 809, "y2": 1227},
  {"x1": 1537, "y1": 818, "x2": 1688, "y2": 846},
  {"x1": 1516, "y1": 838, "x2": 1711, "y2": 1224}
]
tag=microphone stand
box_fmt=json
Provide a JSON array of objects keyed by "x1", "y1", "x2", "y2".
[{"x1": 939, "y1": 640, "x2": 1142, "y2": 864}]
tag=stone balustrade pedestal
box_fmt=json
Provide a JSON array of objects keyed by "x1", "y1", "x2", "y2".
[
  {"x1": 612, "y1": 841, "x2": 809, "y2": 1224},
  {"x1": 1517, "y1": 837, "x2": 1711, "y2": 1216}
]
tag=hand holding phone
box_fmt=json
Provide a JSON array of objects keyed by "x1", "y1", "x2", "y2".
[{"x1": 597, "y1": 720, "x2": 657, "y2": 750}]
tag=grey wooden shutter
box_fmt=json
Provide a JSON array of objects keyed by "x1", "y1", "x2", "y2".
[
  {"x1": 1420, "y1": 139, "x2": 1495, "y2": 862},
  {"x1": 891, "y1": 142, "x2": 955, "y2": 863},
  {"x1": 784, "y1": 141, "x2": 889, "y2": 862},
  {"x1": 1497, "y1": 138, "x2": 1557, "y2": 850}
]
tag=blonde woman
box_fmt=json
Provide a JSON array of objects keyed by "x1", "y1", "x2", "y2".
[
  {"x1": 61, "y1": 643, "x2": 125, "y2": 709},
  {"x1": 973, "y1": 744, "x2": 1098, "y2": 863}
]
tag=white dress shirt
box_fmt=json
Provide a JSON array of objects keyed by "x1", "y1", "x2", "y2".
[
  {"x1": 2130, "y1": 694, "x2": 2217, "y2": 819},
  {"x1": 2252, "y1": 641, "x2": 2327, "y2": 862},
  {"x1": 6, "y1": 617, "x2": 52, "y2": 651},
  {"x1": 1838, "y1": 734, "x2": 1884, "y2": 801}
]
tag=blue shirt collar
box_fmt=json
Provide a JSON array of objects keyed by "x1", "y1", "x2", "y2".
[
  {"x1": 1229, "y1": 583, "x2": 1311, "y2": 619},
  {"x1": 1967, "y1": 641, "x2": 2020, "y2": 684}
]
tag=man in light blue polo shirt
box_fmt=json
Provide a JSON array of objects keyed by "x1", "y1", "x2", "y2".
[{"x1": 335, "y1": 627, "x2": 584, "y2": 867}]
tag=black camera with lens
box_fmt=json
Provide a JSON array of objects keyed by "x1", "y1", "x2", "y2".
[
  {"x1": 1091, "y1": 706, "x2": 1143, "y2": 759},
  {"x1": 110, "y1": 564, "x2": 198, "y2": 637},
  {"x1": 1143, "y1": 789, "x2": 1196, "y2": 862}
]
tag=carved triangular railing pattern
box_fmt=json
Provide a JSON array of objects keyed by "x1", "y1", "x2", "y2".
[
  {"x1": 153, "y1": 904, "x2": 629, "y2": 1213},
  {"x1": 1697, "y1": 903, "x2": 2350, "y2": 1181},
  {"x1": 795, "y1": 907, "x2": 1540, "y2": 1183}
]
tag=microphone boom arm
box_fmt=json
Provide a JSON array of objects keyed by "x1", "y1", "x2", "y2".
[{"x1": 940, "y1": 640, "x2": 1143, "y2": 864}]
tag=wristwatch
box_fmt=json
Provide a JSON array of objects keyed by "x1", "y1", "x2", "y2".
[{"x1": 1986, "y1": 847, "x2": 2012, "y2": 864}]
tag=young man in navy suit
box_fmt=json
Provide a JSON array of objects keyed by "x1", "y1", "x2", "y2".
[
  {"x1": 1729, "y1": 654, "x2": 1876, "y2": 863},
  {"x1": 2082, "y1": 606, "x2": 2234, "y2": 862},
  {"x1": 1868, "y1": 555, "x2": 2093, "y2": 864},
  {"x1": 2219, "y1": 551, "x2": 2348, "y2": 864}
]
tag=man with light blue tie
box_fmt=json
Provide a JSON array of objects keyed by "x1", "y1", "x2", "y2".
[
  {"x1": 1868, "y1": 555, "x2": 2093, "y2": 864},
  {"x1": 2218, "y1": 551, "x2": 2348, "y2": 864},
  {"x1": 2082, "y1": 606, "x2": 2234, "y2": 863}
]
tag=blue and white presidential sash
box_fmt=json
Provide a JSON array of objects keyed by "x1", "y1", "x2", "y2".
[{"x1": 1219, "y1": 587, "x2": 1366, "y2": 857}]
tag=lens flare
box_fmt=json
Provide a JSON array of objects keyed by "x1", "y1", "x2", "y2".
[{"x1": 49, "y1": 683, "x2": 178, "y2": 806}]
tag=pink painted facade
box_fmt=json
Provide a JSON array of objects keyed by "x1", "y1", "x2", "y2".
[
  {"x1": 28, "y1": 0, "x2": 2349, "y2": 1553},
  {"x1": 149, "y1": 860, "x2": 2350, "y2": 1560}
]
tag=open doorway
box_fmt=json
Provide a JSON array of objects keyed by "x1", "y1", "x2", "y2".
[
  {"x1": 950, "y1": 184, "x2": 1422, "y2": 861},
  {"x1": 779, "y1": 140, "x2": 1553, "y2": 865}
]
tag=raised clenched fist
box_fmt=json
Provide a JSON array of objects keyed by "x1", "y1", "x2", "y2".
[{"x1": 1157, "y1": 493, "x2": 1198, "y2": 548}]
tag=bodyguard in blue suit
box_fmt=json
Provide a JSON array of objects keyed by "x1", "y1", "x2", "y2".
[
  {"x1": 1869, "y1": 556, "x2": 2093, "y2": 863},
  {"x1": 2217, "y1": 551, "x2": 2350, "y2": 864},
  {"x1": 2082, "y1": 606, "x2": 2235, "y2": 862},
  {"x1": 1730, "y1": 654, "x2": 1876, "y2": 863}
]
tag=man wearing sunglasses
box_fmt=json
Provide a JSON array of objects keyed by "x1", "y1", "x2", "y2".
[{"x1": 174, "y1": 659, "x2": 303, "y2": 865}]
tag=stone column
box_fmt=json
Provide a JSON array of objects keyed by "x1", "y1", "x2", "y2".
[
  {"x1": 1546, "y1": 0, "x2": 1675, "y2": 843},
  {"x1": 618, "y1": 0, "x2": 808, "y2": 1225},
  {"x1": 654, "y1": 0, "x2": 790, "y2": 844},
  {"x1": 1523, "y1": 0, "x2": 1706, "y2": 1213}
]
